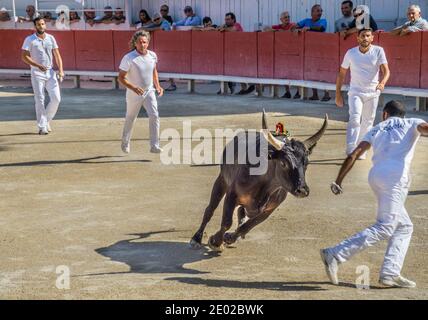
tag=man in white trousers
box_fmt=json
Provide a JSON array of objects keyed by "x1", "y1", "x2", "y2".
[
  {"x1": 118, "y1": 30, "x2": 164, "y2": 154},
  {"x1": 21, "y1": 17, "x2": 64, "y2": 135},
  {"x1": 336, "y1": 28, "x2": 390, "y2": 159},
  {"x1": 321, "y1": 100, "x2": 428, "y2": 288}
]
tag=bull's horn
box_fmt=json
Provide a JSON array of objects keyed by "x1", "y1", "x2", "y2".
[
  {"x1": 303, "y1": 114, "x2": 329, "y2": 150},
  {"x1": 262, "y1": 109, "x2": 285, "y2": 151}
]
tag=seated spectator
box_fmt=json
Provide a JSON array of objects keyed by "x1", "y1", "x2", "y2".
[
  {"x1": 193, "y1": 16, "x2": 218, "y2": 30},
  {"x1": 173, "y1": 6, "x2": 201, "y2": 28},
  {"x1": 95, "y1": 6, "x2": 114, "y2": 24},
  {"x1": 343, "y1": 5, "x2": 378, "y2": 39},
  {"x1": 264, "y1": 11, "x2": 296, "y2": 31},
  {"x1": 84, "y1": 8, "x2": 96, "y2": 26},
  {"x1": 293, "y1": 4, "x2": 330, "y2": 101},
  {"x1": 160, "y1": 4, "x2": 173, "y2": 24},
  {"x1": 141, "y1": 13, "x2": 171, "y2": 31},
  {"x1": 390, "y1": 4, "x2": 428, "y2": 36},
  {"x1": 335, "y1": 1, "x2": 354, "y2": 32},
  {"x1": 218, "y1": 12, "x2": 243, "y2": 32},
  {"x1": 0, "y1": 7, "x2": 11, "y2": 21},
  {"x1": 18, "y1": 5, "x2": 39, "y2": 22},
  {"x1": 112, "y1": 7, "x2": 126, "y2": 25},
  {"x1": 134, "y1": 9, "x2": 152, "y2": 28},
  {"x1": 263, "y1": 11, "x2": 297, "y2": 98},
  {"x1": 69, "y1": 10, "x2": 81, "y2": 23}
]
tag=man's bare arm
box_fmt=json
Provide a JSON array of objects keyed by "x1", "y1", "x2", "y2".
[
  {"x1": 417, "y1": 123, "x2": 428, "y2": 137},
  {"x1": 377, "y1": 63, "x2": 390, "y2": 91},
  {"x1": 335, "y1": 67, "x2": 348, "y2": 107},
  {"x1": 152, "y1": 67, "x2": 164, "y2": 97},
  {"x1": 21, "y1": 50, "x2": 47, "y2": 71},
  {"x1": 53, "y1": 48, "x2": 64, "y2": 78},
  {"x1": 118, "y1": 69, "x2": 144, "y2": 95}
]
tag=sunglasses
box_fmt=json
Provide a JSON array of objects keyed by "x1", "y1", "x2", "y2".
[
  {"x1": 160, "y1": 9, "x2": 168, "y2": 12},
  {"x1": 154, "y1": 18, "x2": 160, "y2": 21}
]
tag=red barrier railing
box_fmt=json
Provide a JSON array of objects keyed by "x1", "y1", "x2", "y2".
[{"x1": 1, "y1": 29, "x2": 428, "y2": 90}]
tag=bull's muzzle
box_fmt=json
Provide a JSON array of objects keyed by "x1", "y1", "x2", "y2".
[{"x1": 294, "y1": 186, "x2": 310, "y2": 198}]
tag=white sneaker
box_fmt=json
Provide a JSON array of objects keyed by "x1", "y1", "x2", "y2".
[
  {"x1": 47, "y1": 123, "x2": 52, "y2": 132},
  {"x1": 379, "y1": 275, "x2": 416, "y2": 288},
  {"x1": 320, "y1": 248, "x2": 339, "y2": 285},
  {"x1": 150, "y1": 146, "x2": 163, "y2": 154},
  {"x1": 38, "y1": 127, "x2": 49, "y2": 135},
  {"x1": 121, "y1": 141, "x2": 130, "y2": 154}
]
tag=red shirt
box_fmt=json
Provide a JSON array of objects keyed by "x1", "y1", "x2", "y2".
[
  {"x1": 233, "y1": 22, "x2": 244, "y2": 31},
  {"x1": 272, "y1": 23, "x2": 296, "y2": 31}
]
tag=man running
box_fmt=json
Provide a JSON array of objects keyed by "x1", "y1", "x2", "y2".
[
  {"x1": 321, "y1": 100, "x2": 428, "y2": 288},
  {"x1": 21, "y1": 17, "x2": 64, "y2": 135},
  {"x1": 118, "y1": 31, "x2": 164, "y2": 154},
  {"x1": 336, "y1": 28, "x2": 390, "y2": 159}
]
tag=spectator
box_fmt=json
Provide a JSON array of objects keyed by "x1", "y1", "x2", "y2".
[
  {"x1": 160, "y1": 4, "x2": 173, "y2": 24},
  {"x1": 96, "y1": 6, "x2": 114, "y2": 24},
  {"x1": 141, "y1": 13, "x2": 171, "y2": 31},
  {"x1": 199, "y1": 16, "x2": 218, "y2": 30},
  {"x1": 343, "y1": 5, "x2": 378, "y2": 39},
  {"x1": 69, "y1": 10, "x2": 81, "y2": 23},
  {"x1": 0, "y1": 7, "x2": 11, "y2": 21},
  {"x1": 293, "y1": 4, "x2": 330, "y2": 101},
  {"x1": 390, "y1": 5, "x2": 428, "y2": 36},
  {"x1": 173, "y1": 6, "x2": 201, "y2": 28},
  {"x1": 112, "y1": 7, "x2": 126, "y2": 25},
  {"x1": 264, "y1": 11, "x2": 296, "y2": 32},
  {"x1": 18, "y1": 5, "x2": 39, "y2": 22},
  {"x1": 335, "y1": 1, "x2": 354, "y2": 32},
  {"x1": 264, "y1": 11, "x2": 297, "y2": 99},
  {"x1": 84, "y1": 8, "x2": 96, "y2": 26},
  {"x1": 41, "y1": 11, "x2": 55, "y2": 23},
  {"x1": 218, "y1": 12, "x2": 248, "y2": 95},
  {"x1": 135, "y1": 9, "x2": 152, "y2": 28}
]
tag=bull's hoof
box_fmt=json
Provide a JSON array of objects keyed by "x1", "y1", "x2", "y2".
[
  {"x1": 189, "y1": 239, "x2": 202, "y2": 250},
  {"x1": 223, "y1": 232, "x2": 237, "y2": 245},
  {"x1": 208, "y1": 236, "x2": 224, "y2": 252}
]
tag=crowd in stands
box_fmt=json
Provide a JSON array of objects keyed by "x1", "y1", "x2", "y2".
[{"x1": 1, "y1": 2, "x2": 428, "y2": 96}]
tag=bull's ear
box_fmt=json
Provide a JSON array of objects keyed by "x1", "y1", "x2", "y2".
[{"x1": 268, "y1": 148, "x2": 280, "y2": 160}]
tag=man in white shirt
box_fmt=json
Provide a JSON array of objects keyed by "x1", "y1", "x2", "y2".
[
  {"x1": 118, "y1": 31, "x2": 164, "y2": 154},
  {"x1": 321, "y1": 100, "x2": 428, "y2": 288},
  {"x1": 21, "y1": 17, "x2": 64, "y2": 135},
  {"x1": 336, "y1": 28, "x2": 390, "y2": 159}
]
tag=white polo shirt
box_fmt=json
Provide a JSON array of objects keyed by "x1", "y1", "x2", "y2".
[
  {"x1": 119, "y1": 49, "x2": 158, "y2": 98},
  {"x1": 363, "y1": 117, "x2": 426, "y2": 182},
  {"x1": 341, "y1": 45, "x2": 388, "y2": 94},
  {"x1": 22, "y1": 33, "x2": 58, "y2": 71}
]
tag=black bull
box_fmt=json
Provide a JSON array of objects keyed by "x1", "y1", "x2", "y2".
[{"x1": 190, "y1": 111, "x2": 329, "y2": 251}]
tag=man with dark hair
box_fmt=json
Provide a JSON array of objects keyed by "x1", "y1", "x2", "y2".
[
  {"x1": 160, "y1": 4, "x2": 173, "y2": 24},
  {"x1": 335, "y1": 1, "x2": 354, "y2": 32},
  {"x1": 321, "y1": 100, "x2": 428, "y2": 288},
  {"x1": 293, "y1": 4, "x2": 330, "y2": 101},
  {"x1": 336, "y1": 28, "x2": 390, "y2": 160},
  {"x1": 21, "y1": 17, "x2": 64, "y2": 135},
  {"x1": 173, "y1": 5, "x2": 201, "y2": 27}
]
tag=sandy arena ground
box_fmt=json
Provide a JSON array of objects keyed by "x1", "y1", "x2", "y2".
[{"x1": 0, "y1": 80, "x2": 427, "y2": 299}]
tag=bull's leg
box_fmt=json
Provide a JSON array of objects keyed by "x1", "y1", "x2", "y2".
[
  {"x1": 190, "y1": 175, "x2": 226, "y2": 248},
  {"x1": 224, "y1": 209, "x2": 275, "y2": 245},
  {"x1": 237, "y1": 206, "x2": 247, "y2": 227},
  {"x1": 208, "y1": 191, "x2": 237, "y2": 252}
]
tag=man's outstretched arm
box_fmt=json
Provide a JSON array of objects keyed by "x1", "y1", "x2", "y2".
[{"x1": 331, "y1": 141, "x2": 371, "y2": 194}]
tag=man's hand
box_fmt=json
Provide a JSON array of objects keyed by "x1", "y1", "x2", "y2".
[
  {"x1": 156, "y1": 86, "x2": 164, "y2": 97},
  {"x1": 38, "y1": 64, "x2": 48, "y2": 72},
  {"x1": 132, "y1": 86, "x2": 145, "y2": 96},
  {"x1": 335, "y1": 94, "x2": 344, "y2": 108},
  {"x1": 376, "y1": 83, "x2": 385, "y2": 91},
  {"x1": 331, "y1": 182, "x2": 343, "y2": 195},
  {"x1": 58, "y1": 70, "x2": 64, "y2": 82}
]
